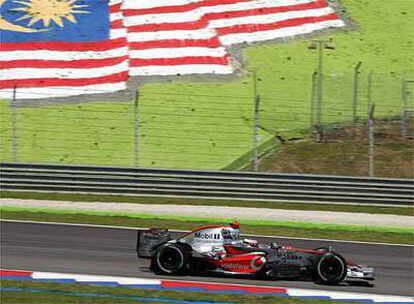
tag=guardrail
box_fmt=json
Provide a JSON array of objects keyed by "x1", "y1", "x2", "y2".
[{"x1": 1, "y1": 163, "x2": 413, "y2": 206}]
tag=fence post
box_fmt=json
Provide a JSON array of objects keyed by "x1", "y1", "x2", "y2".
[
  {"x1": 308, "y1": 39, "x2": 335, "y2": 142},
  {"x1": 367, "y1": 71, "x2": 373, "y2": 110},
  {"x1": 11, "y1": 84, "x2": 18, "y2": 163},
  {"x1": 401, "y1": 78, "x2": 407, "y2": 137},
  {"x1": 368, "y1": 103, "x2": 375, "y2": 178},
  {"x1": 366, "y1": 71, "x2": 374, "y2": 177},
  {"x1": 134, "y1": 89, "x2": 140, "y2": 167},
  {"x1": 316, "y1": 42, "x2": 324, "y2": 143},
  {"x1": 315, "y1": 74, "x2": 324, "y2": 143},
  {"x1": 310, "y1": 70, "x2": 317, "y2": 135},
  {"x1": 253, "y1": 94, "x2": 260, "y2": 172},
  {"x1": 352, "y1": 61, "x2": 362, "y2": 125}
]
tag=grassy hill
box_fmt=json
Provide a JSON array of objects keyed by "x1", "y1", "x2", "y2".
[
  {"x1": 246, "y1": 120, "x2": 414, "y2": 178},
  {"x1": 1, "y1": 0, "x2": 413, "y2": 170}
]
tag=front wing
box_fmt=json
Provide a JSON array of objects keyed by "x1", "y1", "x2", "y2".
[{"x1": 347, "y1": 266, "x2": 375, "y2": 281}]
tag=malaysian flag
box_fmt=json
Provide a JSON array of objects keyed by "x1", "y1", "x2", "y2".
[
  {"x1": 0, "y1": 0, "x2": 129, "y2": 99},
  {"x1": 122, "y1": 0, "x2": 344, "y2": 77},
  {"x1": 0, "y1": 0, "x2": 345, "y2": 99},
  {"x1": 122, "y1": 0, "x2": 234, "y2": 76}
]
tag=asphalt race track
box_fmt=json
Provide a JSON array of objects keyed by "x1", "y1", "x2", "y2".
[{"x1": 1, "y1": 221, "x2": 413, "y2": 297}]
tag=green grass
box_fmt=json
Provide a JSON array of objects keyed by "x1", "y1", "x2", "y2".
[
  {"x1": 2, "y1": 208, "x2": 413, "y2": 244},
  {"x1": 0, "y1": 280, "x2": 358, "y2": 304},
  {"x1": 1, "y1": 0, "x2": 413, "y2": 170},
  {"x1": 2, "y1": 191, "x2": 412, "y2": 216}
]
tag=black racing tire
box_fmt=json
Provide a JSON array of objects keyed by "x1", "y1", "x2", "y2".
[
  {"x1": 153, "y1": 244, "x2": 190, "y2": 275},
  {"x1": 314, "y1": 253, "x2": 347, "y2": 285}
]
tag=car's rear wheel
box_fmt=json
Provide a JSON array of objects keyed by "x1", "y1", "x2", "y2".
[
  {"x1": 153, "y1": 244, "x2": 189, "y2": 275},
  {"x1": 315, "y1": 253, "x2": 347, "y2": 285}
]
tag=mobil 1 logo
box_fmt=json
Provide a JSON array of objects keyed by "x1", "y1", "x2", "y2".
[{"x1": 195, "y1": 232, "x2": 221, "y2": 240}]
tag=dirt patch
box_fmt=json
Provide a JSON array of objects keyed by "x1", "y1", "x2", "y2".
[{"x1": 254, "y1": 120, "x2": 414, "y2": 178}]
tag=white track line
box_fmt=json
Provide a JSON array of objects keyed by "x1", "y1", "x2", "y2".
[{"x1": 2, "y1": 219, "x2": 412, "y2": 247}]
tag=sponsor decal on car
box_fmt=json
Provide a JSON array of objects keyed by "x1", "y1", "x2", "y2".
[
  {"x1": 250, "y1": 256, "x2": 266, "y2": 270},
  {"x1": 221, "y1": 263, "x2": 250, "y2": 270},
  {"x1": 195, "y1": 232, "x2": 221, "y2": 240}
]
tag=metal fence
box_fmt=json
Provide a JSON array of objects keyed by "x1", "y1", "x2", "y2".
[
  {"x1": 1, "y1": 162, "x2": 413, "y2": 206},
  {"x1": 0, "y1": 70, "x2": 413, "y2": 177}
]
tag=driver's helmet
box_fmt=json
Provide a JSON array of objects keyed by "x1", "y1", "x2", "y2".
[
  {"x1": 222, "y1": 221, "x2": 241, "y2": 243},
  {"x1": 221, "y1": 228, "x2": 240, "y2": 242}
]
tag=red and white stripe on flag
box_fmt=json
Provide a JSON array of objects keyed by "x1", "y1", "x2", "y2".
[
  {"x1": 200, "y1": 0, "x2": 345, "y2": 45},
  {"x1": 122, "y1": 0, "x2": 234, "y2": 76},
  {"x1": 122, "y1": 0, "x2": 344, "y2": 77},
  {"x1": 0, "y1": 0, "x2": 129, "y2": 99}
]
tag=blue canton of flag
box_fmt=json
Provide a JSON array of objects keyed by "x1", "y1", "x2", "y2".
[
  {"x1": 0, "y1": 0, "x2": 110, "y2": 42},
  {"x1": 0, "y1": 0, "x2": 128, "y2": 100}
]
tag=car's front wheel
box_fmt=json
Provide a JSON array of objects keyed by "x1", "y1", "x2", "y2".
[
  {"x1": 315, "y1": 253, "x2": 347, "y2": 285},
  {"x1": 153, "y1": 244, "x2": 189, "y2": 275}
]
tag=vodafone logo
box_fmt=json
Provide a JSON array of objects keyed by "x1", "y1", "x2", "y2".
[
  {"x1": 222, "y1": 263, "x2": 250, "y2": 270},
  {"x1": 250, "y1": 256, "x2": 266, "y2": 270}
]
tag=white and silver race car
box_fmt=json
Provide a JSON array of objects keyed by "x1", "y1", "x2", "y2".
[{"x1": 137, "y1": 222, "x2": 375, "y2": 284}]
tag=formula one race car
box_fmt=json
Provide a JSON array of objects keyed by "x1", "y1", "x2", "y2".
[{"x1": 137, "y1": 222, "x2": 375, "y2": 285}]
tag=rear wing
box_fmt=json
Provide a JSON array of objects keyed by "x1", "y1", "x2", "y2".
[{"x1": 136, "y1": 228, "x2": 171, "y2": 258}]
